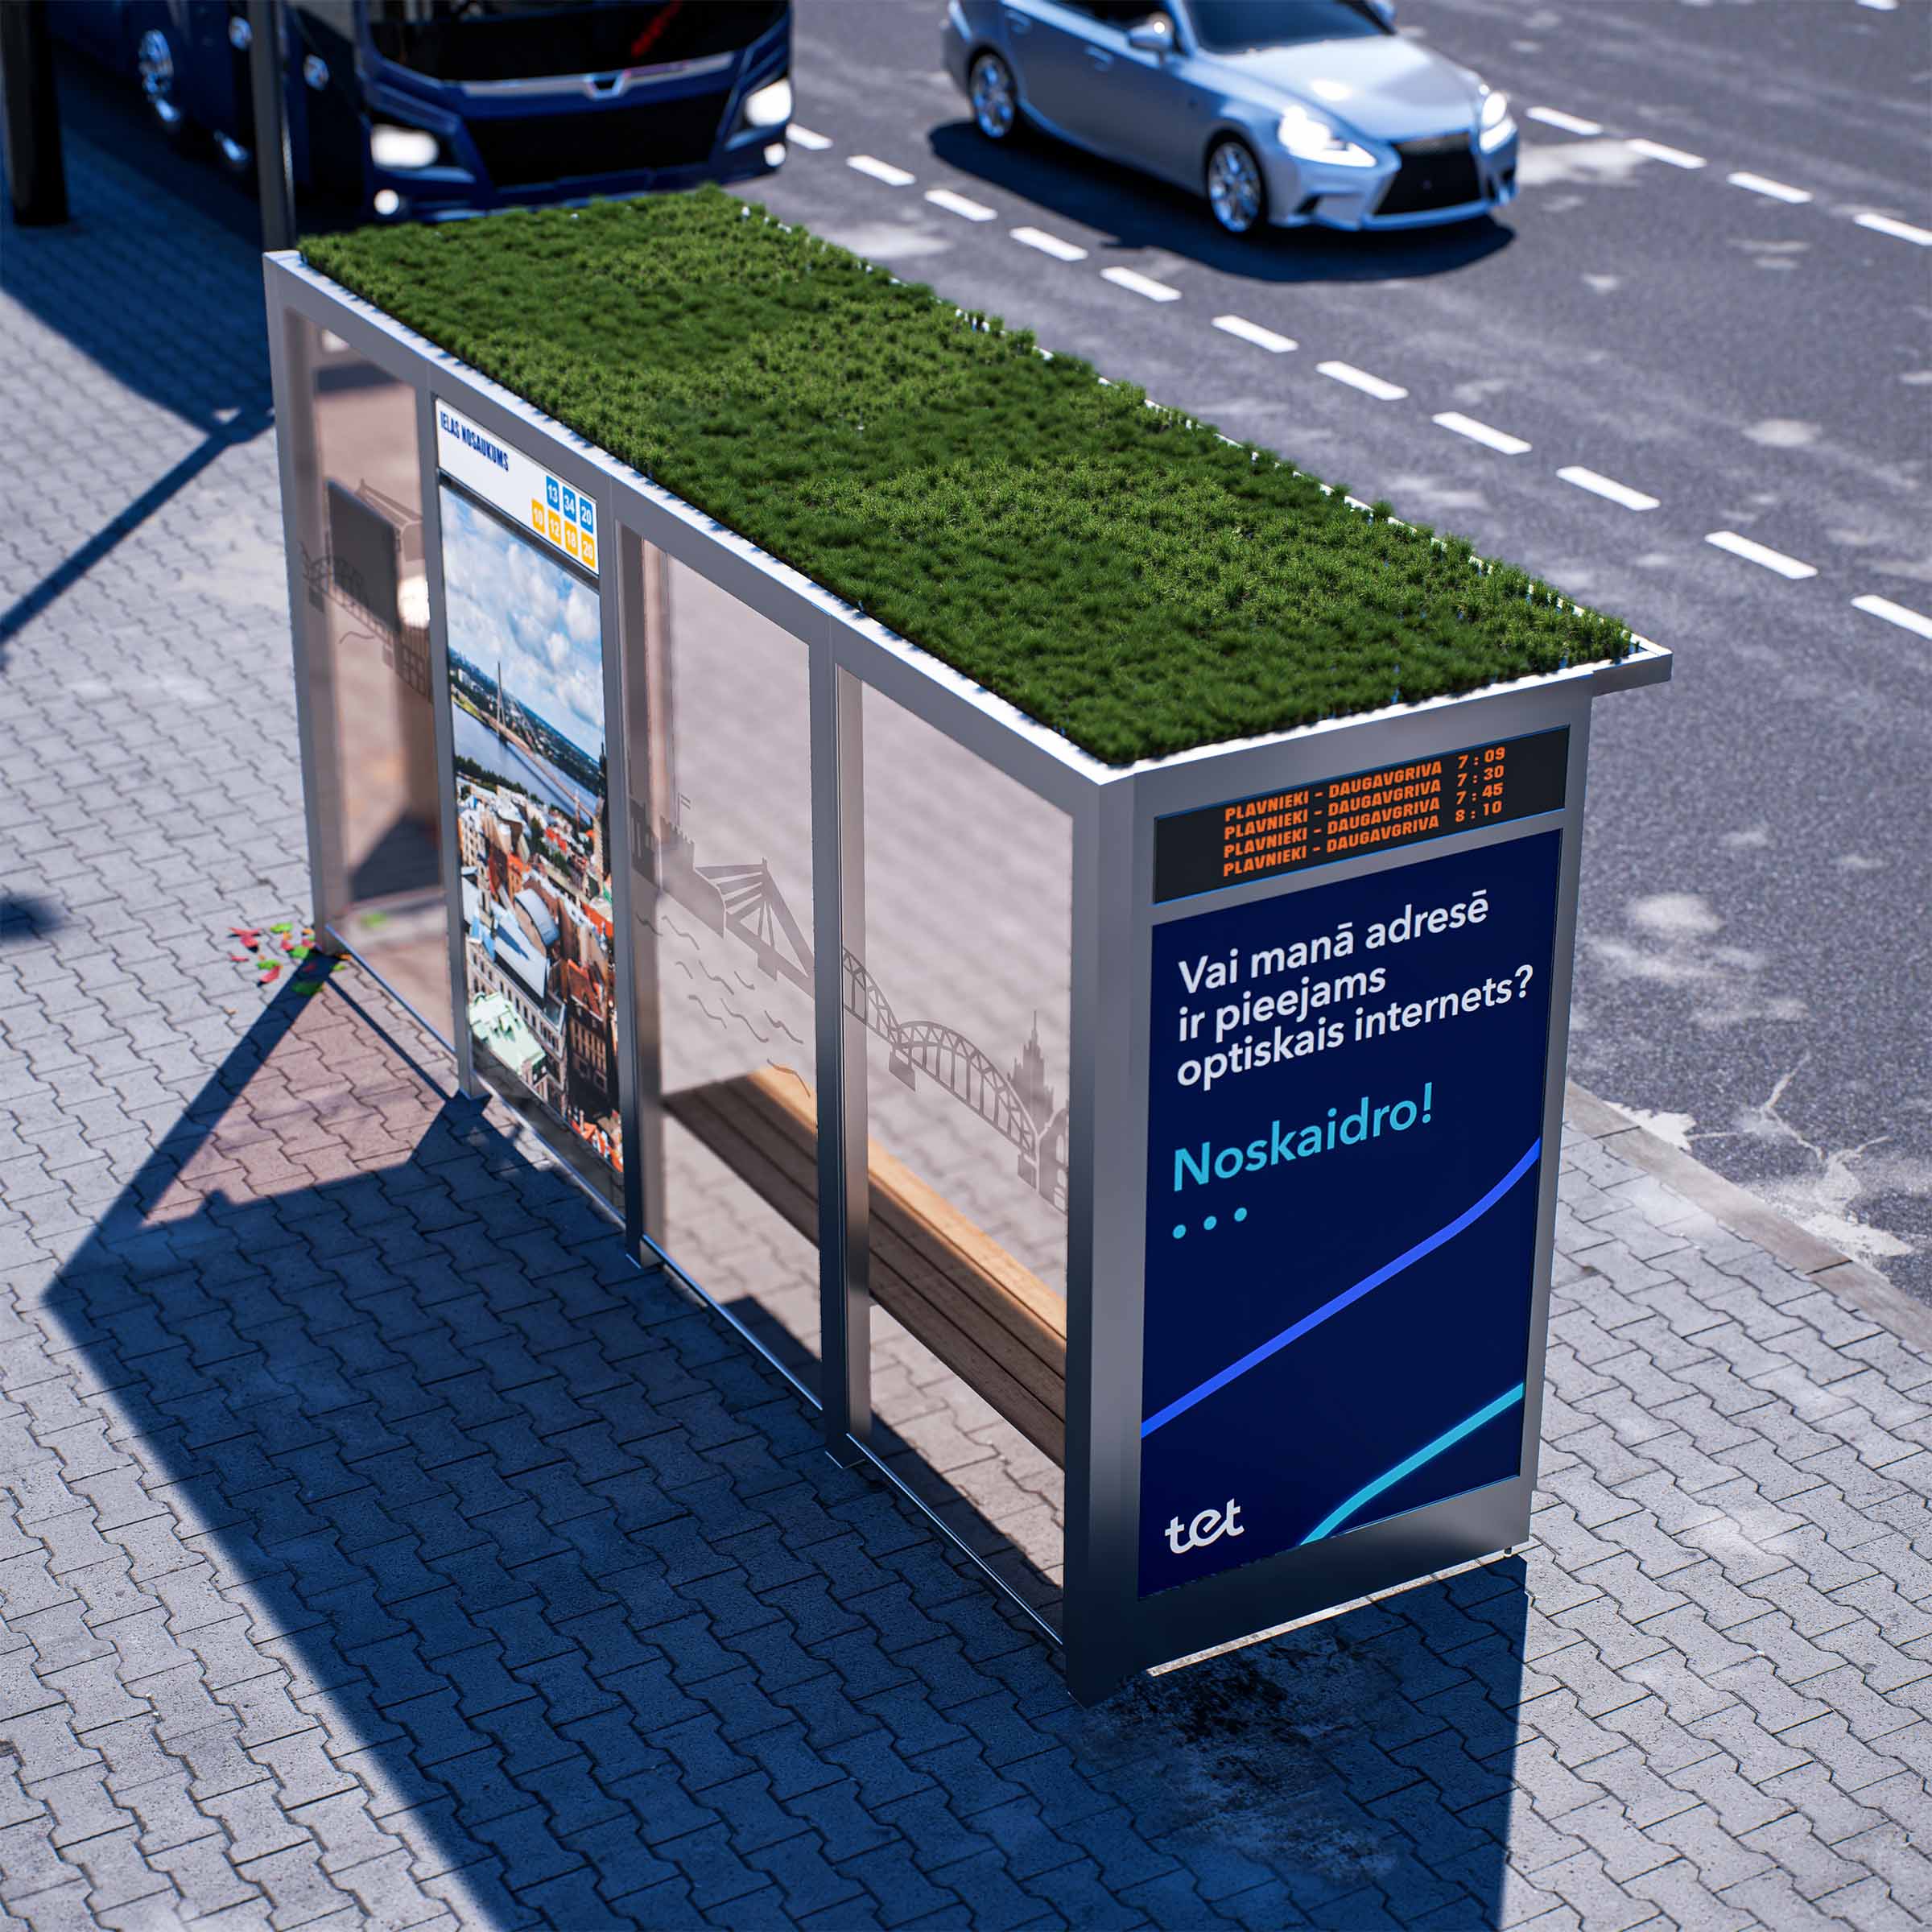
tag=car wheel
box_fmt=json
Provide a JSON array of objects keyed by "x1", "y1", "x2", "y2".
[
  {"x1": 1205, "y1": 136, "x2": 1266, "y2": 236},
  {"x1": 136, "y1": 27, "x2": 190, "y2": 140},
  {"x1": 970, "y1": 51, "x2": 1018, "y2": 142}
]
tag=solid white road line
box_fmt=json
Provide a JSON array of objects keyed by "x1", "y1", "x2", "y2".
[
  {"x1": 1856, "y1": 1, "x2": 1899, "y2": 12},
  {"x1": 786, "y1": 124, "x2": 832, "y2": 150},
  {"x1": 1558, "y1": 466, "x2": 1660, "y2": 511},
  {"x1": 848, "y1": 155, "x2": 914, "y2": 186},
  {"x1": 926, "y1": 188, "x2": 996, "y2": 221},
  {"x1": 1856, "y1": 212, "x2": 1932, "y2": 246},
  {"x1": 1705, "y1": 530, "x2": 1818, "y2": 580},
  {"x1": 1432, "y1": 412, "x2": 1531, "y2": 456},
  {"x1": 1212, "y1": 314, "x2": 1296, "y2": 353},
  {"x1": 1012, "y1": 225, "x2": 1088, "y2": 261},
  {"x1": 1728, "y1": 171, "x2": 1813, "y2": 204},
  {"x1": 1852, "y1": 594, "x2": 1932, "y2": 639},
  {"x1": 1102, "y1": 266, "x2": 1181, "y2": 302},
  {"x1": 1527, "y1": 107, "x2": 1604, "y2": 137},
  {"x1": 1317, "y1": 361, "x2": 1407, "y2": 401},
  {"x1": 1628, "y1": 138, "x2": 1706, "y2": 169}
]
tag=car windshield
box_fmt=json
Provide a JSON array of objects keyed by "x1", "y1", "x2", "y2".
[{"x1": 1183, "y1": 1, "x2": 1389, "y2": 54}]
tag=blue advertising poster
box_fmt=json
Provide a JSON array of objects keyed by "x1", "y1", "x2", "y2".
[{"x1": 1139, "y1": 830, "x2": 1563, "y2": 1596}]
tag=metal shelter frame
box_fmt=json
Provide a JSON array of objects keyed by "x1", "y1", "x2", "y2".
[{"x1": 266, "y1": 251, "x2": 1672, "y2": 1703}]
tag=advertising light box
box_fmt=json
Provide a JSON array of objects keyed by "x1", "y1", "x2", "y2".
[
  {"x1": 1140, "y1": 818, "x2": 1563, "y2": 1596},
  {"x1": 434, "y1": 401, "x2": 622, "y2": 1182}
]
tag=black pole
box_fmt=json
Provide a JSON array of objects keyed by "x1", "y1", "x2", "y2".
[
  {"x1": 0, "y1": 0, "x2": 69, "y2": 227},
  {"x1": 247, "y1": 0, "x2": 295, "y2": 250}
]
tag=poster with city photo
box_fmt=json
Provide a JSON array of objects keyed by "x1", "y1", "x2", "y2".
[{"x1": 439, "y1": 482, "x2": 621, "y2": 1174}]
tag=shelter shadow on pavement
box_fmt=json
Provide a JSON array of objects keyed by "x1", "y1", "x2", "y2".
[
  {"x1": 925, "y1": 119, "x2": 1513, "y2": 285},
  {"x1": 39, "y1": 961, "x2": 1527, "y2": 1928},
  {"x1": 0, "y1": 54, "x2": 276, "y2": 660}
]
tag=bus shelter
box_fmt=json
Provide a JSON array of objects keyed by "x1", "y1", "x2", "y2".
[{"x1": 265, "y1": 217, "x2": 1669, "y2": 1703}]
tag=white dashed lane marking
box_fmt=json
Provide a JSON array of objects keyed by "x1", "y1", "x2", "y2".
[
  {"x1": 1317, "y1": 361, "x2": 1407, "y2": 402},
  {"x1": 1628, "y1": 138, "x2": 1706, "y2": 169},
  {"x1": 1432, "y1": 413, "x2": 1531, "y2": 456},
  {"x1": 1212, "y1": 315, "x2": 1296, "y2": 353},
  {"x1": 1102, "y1": 266, "x2": 1181, "y2": 303},
  {"x1": 1527, "y1": 107, "x2": 1603, "y2": 136},
  {"x1": 1706, "y1": 531, "x2": 1818, "y2": 580},
  {"x1": 1853, "y1": 595, "x2": 1932, "y2": 639},
  {"x1": 847, "y1": 155, "x2": 914, "y2": 186},
  {"x1": 1012, "y1": 225, "x2": 1088, "y2": 261},
  {"x1": 1856, "y1": 213, "x2": 1932, "y2": 246},
  {"x1": 799, "y1": 114, "x2": 1883, "y2": 595},
  {"x1": 1728, "y1": 171, "x2": 1813, "y2": 205},
  {"x1": 926, "y1": 188, "x2": 996, "y2": 221},
  {"x1": 1558, "y1": 466, "x2": 1659, "y2": 511}
]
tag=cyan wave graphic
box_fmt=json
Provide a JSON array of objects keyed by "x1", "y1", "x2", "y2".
[
  {"x1": 1301, "y1": 1381, "x2": 1527, "y2": 1544},
  {"x1": 1141, "y1": 1138, "x2": 1542, "y2": 1439}
]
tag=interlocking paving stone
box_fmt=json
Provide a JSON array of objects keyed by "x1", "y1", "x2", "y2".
[{"x1": 7, "y1": 119, "x2": 1932, "y2": 1932}]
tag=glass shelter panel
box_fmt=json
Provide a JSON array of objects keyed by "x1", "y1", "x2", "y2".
[
  {"x1": 285, "y1": 316, "x2": 452, "y2": 1038},
  {"x1": 857, "y1": 685, "x2": 1073, "y2": 1624},
  {"x1": 621, "y1": 537, "x2": 821, "y2": 1397}
]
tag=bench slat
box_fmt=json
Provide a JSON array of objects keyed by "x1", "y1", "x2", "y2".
[
  {"x1": 663, "y1": 1067, "x2": 1068, "y2": 1464},
  {"x1": 744, "y1": 1066, "x2": 1066, "y2": 1357}
]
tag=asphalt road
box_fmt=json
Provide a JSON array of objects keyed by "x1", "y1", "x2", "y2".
[
  {"x1": 40, "y1": 2, "x2": 1930, "y2": 1301},
  {"x1": 748, "y1": 0, "x2": 1932, "y2": 1302}
]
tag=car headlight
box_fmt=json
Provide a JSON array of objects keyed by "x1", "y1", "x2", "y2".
[
  {"x1": 1277, "y1": 105, "x2": 1376, "y2": 167},
  {"x1": 371, "y1": 124, "x2": 440, "y2": 170},
  {"x1": 1478, "y1": 88, "x2": 1515, "y2": 151},
  {"x1": 741, "y1": 76, "x2": 792, "y2": 130}
]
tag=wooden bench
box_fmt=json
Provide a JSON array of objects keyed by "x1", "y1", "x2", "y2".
[{"x1": 664, "y1": 1064, "x2": 1068, "y2": 1464}]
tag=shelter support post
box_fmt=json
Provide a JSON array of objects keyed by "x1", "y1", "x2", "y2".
[
  {"x1": 413, "y1": 389, "x2": 478, "y2": 1098},
  {"x1": 1063, "y1": 778, "x2": 1142, "y2": 1703},
  {"x1": 812, "y1": 656, "x2": 871, "y2": 1461}
]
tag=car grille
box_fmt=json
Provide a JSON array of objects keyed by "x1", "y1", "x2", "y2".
[
  {"x1": 467, "y1": 93, "x2": 729, "y2": 190},
  {"x1": 1377, "y1": 134, "x2": 1481, "y2": 217}
]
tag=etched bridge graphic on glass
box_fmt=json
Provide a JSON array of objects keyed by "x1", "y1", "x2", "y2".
[{"x1": 641, "y1": 817, "x2": 1068, "y2": 1208}]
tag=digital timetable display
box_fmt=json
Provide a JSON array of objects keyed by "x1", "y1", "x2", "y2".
[{"x1": 1154, "y1": 727, "x2": 1570, "y2": 903}]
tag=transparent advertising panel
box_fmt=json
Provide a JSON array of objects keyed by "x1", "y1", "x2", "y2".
[
  {"x1": 857, "y1": 685, "x2": 1072, "y2": 1624},
  {"x1": 287, "y1": 317, "x2": 451, "y2": 1036},
  {"x1": 434, "y1": 401, "x2": 621, "y2": 1206},
  {"x1": 621, "y1": 538, "x2": 820, "y2": 1397}
]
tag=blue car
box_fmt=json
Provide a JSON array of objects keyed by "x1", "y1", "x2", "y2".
[
  {"x1": 54, "y1": 0, "x2": 793, "y2": 221},
  {"x1": 943, "y1": 0, "x2": 1517, "y2": 237}
]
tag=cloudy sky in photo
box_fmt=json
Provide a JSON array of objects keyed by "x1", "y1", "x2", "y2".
[{"x1": 440, "y1": 488, "x2": 604, "y2": 760}]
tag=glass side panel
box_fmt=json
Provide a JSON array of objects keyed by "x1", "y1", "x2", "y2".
[
  {"x1": 857, "y1": 683, "x2": 1073, "y2": 1627},
  {"x1": 286, "y1": 317, "x2": 452, "y2": 1038},
  {"x1": 622, "y1": 535, "x2": 820, "y2": 1397}
]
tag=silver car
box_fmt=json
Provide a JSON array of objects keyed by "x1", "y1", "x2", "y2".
[{"x1": 941, "y1": 0, "x2": 1518, "y2": 235}]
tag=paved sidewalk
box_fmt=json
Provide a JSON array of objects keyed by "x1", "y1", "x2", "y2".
[{"x1": 6, "y1": 124, "x2": 1932, "y2": 1932}]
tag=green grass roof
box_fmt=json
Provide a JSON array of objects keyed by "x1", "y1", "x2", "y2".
[{"x1": 304, "y1": 188, "x2": 1633, "y2": 766}]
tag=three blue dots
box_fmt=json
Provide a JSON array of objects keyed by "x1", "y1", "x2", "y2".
[{"x1": 1174, "y1": 1207, "x2": 1246, "y2": 1238}]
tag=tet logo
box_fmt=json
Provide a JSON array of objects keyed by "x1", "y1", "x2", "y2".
[{"x1": 1165, "y1": 1498, "x2": 1245, "y2": 1556}]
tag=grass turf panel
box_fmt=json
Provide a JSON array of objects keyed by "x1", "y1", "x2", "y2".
[{"x1": 304, "y1": 189, "x2": 1633, "y2": 765}]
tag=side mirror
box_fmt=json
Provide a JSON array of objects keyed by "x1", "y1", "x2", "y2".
[
  {"x1": 1127, "y1": 17, "x2": 1175, "y2": 55},
  {"x1": 1364, "y1": 0, "x2": 1397, "y2": 24}
]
